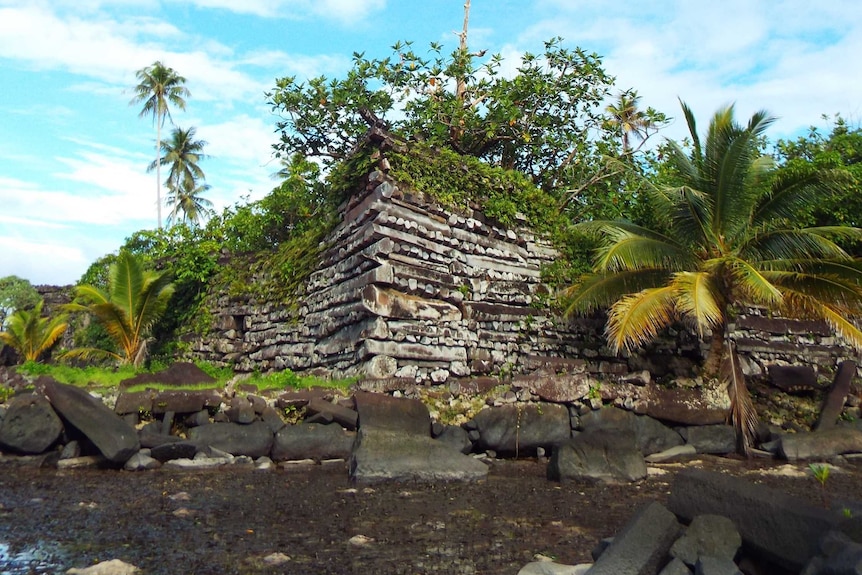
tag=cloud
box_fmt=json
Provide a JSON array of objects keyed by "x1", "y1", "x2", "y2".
[{"x1": 173, "y1": 0, "x2": 386, "y2": 24}]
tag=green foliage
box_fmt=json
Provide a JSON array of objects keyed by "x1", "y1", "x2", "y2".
[
  {"x1": 63, "y1": 251, "x2": 175, "y2": 367},
  {"x1": 17, "y1": 360, "x2": 138, "y2": 388},
  {"x1": 243, "y1": 369, "x2": 356, "y2": 392},
  {"x1": 0, "y1": 275, "x2": 41, "y2": 328},
  {"x1": 0, "y1": 300, "x2": 68, "y2": 363}
]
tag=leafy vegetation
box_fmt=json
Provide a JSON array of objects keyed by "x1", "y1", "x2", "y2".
[
  {"x1": 0, "y1": 300, "x2": 68, "y2": 363},
  {"x1": 0, "y1": 275, "x2": 41, "y2": 328},
  {"x1": 565, "y1": 101, "x2": 862, "y2": 453}
]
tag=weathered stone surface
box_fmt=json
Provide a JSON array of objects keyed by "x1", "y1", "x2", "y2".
[
  {"x1": 473, "y1": 403, "x2": 570, "y2": 455},
  {"x1": 769, "y1": 365, "x2": 820, "y2": 393},
  {"x1": 779, "y1": 428, "x2": 862, "y2": 460},
  {"x1": 113, "y1": 391, "x2": 154, "y2": 416},
  {"x1": 679, "y1": 425, "x2": 736, "y2": 455},
  {"x1": 349, "y1": 427, "x2": 488, "y2": 483},
  {"x1": 668, "y1": 469, "x2": 837, "y2": 571},
  {"x1": 150, "y1": 441, "x2": 199, "y2": 462},
  {"x1": 548, "y1": 430, "x2": 647, "y2": 484},
  {"x1": 124, "y1": 452, "x2": 161, "y2": 471},
  {"x1": 814, "y1": 360, "x2": 857, "y2": 430},
  {"x1": 658, "y1": 558, "x2": 692, "y2": 575},
  {"x1": 579, "y1": 407, "x2": 684, "y2": 456},
  {"x1": 305, "y1": 398, "x2": 358, "y2": 431},
  {"x1": 636, "y1": 388, "x2": 728, "y2": 426},
  {"x1": 670, "y1": 514, "x2": 741, "y2": 566},
  {"x1": 151, "y1": 389, "x2": 222, "y2": 415},
  {"x1": 361, "y1": 285, "x2": 462, "y2": 321},
  {"x1": 694, "y1": 556, "x2": 742, "y2": 575},
  {"x1": 519, "y1": 373, "x2": 594, "y2": 403},
  {"x1": 272, "y1": 423, "x2": 355, "y2": 462},
  {"x1": 42, "y1": 379, "x2": 139, "y2": 463},
  {"x1": 435, "y1": 425, "x2": 473, "y2": 454},
  {"x1": 587, "y1": 501, "x2": 682, "y2": 575},
  {"x1": 0, "y1": 393, "x2": 62, "y2": 454},
  {"x1": 225, "y1": 397, "x2": 256, "y2": 424},
  {"x1": 188, "y1": 421, "x2": 273, "y2": 458},
  {"x1": 353, "y1": 391, "x2": 430, "y2": 435}
]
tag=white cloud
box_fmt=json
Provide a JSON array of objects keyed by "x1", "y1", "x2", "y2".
[{"x1": 172, "y1": 0, "x2": 386, "y2": 23}]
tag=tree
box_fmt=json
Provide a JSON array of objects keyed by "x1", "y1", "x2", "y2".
[
  {"x1": 0, "y1": 275, "x2": 40, "y2": 328},
  {"x1": 130, "y1": 61, "x2": 190, "y2": 229},
  {"x1": 63, "y1": 251, "x2": 175, "y2": 367},
  {"x1": 166, "y1": 181, "x2": 215, "y2": 227},
  {"x1": 0, "y1": 300, "x2": 68, "y2": 363},
  {"x1": 605, "y1": 89, "x2": 667, "y2": 154},
  {"x1": 267, "y1": 37, "x2": 617, "y2": 195},
  {"x1": 149, "y1": 126, "x2": 211, "y2": 226},
  {"x1": 565, "y1": 101, "x2": 862, "y2": 453}
]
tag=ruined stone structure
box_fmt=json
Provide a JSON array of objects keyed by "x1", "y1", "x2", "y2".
[{"x1": 190, "y1": 135, "x2": 859, "y2": 384}]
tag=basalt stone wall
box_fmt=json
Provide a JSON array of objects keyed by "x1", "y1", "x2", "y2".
[{"x1": 188, "y1": 164, "x2": 860, "y2": 383}]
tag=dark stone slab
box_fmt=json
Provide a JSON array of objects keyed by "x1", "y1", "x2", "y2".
[
  {"x1": 225, "y1": 397, "x2": 256, "y2": 424},
  {"x1": 0, "y1": 393, "x2": 63, "y2": 454},
  {"x1": 41, "y1": 378, "x2": 139, "y2": 463},
  {"x1": 516, "y1": 372, "x2": 593, "y2": 403},
  {"x1": 670, "y1": 514, "x2": 741, "y2": 566},
  {"x1": 188, "y1": 421, "x2": 274, "y2": 458},
  {"x1": 815, "y1": 360, "x2": 857, "y2": 430},
  {"x1": 548, "y1": 430, "x2": 647, "y2": 484},
  {"x1": 679, "y1": 425, "x2": 736, "y2": 455},
  {"x1": 349, "y1": 427, "x2": 488, "y2": 483},
  {"x1": 668, "y1": 469, "x2": 837, "y2": 571},
  {"x1": 272, "y1": 423, "x2": 355, "y2": 462},
  {"x1": 473, "y1": 403, "x2": 570, "y2": 455},
  {"x1": 588, "y1": 501, "x2": 682, "y2": 574},
  {"x1": 636, "y1": 388, "x2": 728, "y2": 426},
  {"x1": 276, "y1": 388, "x2": 331, "y2": 409},
  {"x1": 768, "y1": 365, "x2": 819, "y2": 393},
  {"x1": 779, "y1": 428, "x2": 862, "y2": 460},
  {"x1": 152, "y1": 389, "x2": 223, "y2": 415},
  {"x1": 150, "y1": 440, "x2": 199, "y2": 462},
  {"x1": 580, "y1": 406, "x2": 684, "y2": 456},
  {"x1": 435, "y1": 425, "x2": 473, "y2": 455},
  {"x1": 353, "y1": 391, "x2": 430, "y2": 435},
  {"x1": 306, "y1": 398, "x2": 358, "y2": 431},
  {"x1": 113, "y1": 390, "x2": 154, "y2": 416}
]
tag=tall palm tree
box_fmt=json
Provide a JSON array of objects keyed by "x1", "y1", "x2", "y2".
[
  {"x1": 149, "y1": 126, "x2": 207, "y2": 198},
  {"x1": 605, "y1": 90, "x2": 654, "y2": 154},
  {"x1": 62, "y1": 251, "x2": 174, "y2": 367},
  {"x1": 130, "y1": 61, "x2": 190, "y2": 229},
  {"x1": 0, "y1": 300, "x2": 67, "y2": 363},
  {"x1": 166, "y1": 181, "x2": 215, "y2": 226},
  {"x1": 566, "y1": 101, "x2": 862, "y2": 453}
]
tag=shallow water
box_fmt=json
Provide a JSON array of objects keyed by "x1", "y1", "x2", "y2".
[{"x1": 0, "y1": 541, "x2": 67, "y2": 574}]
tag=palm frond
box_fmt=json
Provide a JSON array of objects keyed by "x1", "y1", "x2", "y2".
[
  {"x1": 743, "y1": 228, "x2": 858, "y2": 262},
  {"x1": 670, "y1": 271, "x2": 723, "y2": 338},
  {"x1": 564, "y1": 269, "x2": 674, "y2": 316},
  {"x1": 605, "y1": 285, "x2": 677, "y2": 353},
  {"x1": 752, "y1": 166, "x2": 845, "y2": 226},
  {"x1": 725, "y1": 257, "x2": 783, "y2": 306},
  {"x1": 720, "y1": 340, "x2": 759, "y2": 456}
]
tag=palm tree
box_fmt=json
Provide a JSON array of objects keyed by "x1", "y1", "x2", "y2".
[
  {"x1": 62, "y1": 251, "x2": 174, "y2": 367},
  {"x1": 166, "y1": 181, "x2": 215, "y2": 226},
  {"x1": 130, "y1": 61, "x2": 190, "y2": 229},
  {"x1": 605, "y1": 90, "x2": 657, "y2": 154},
  {"x1": 566, "y1": 101, "x2": 862, "y2": 453},
  {"x1": 0, "y1": 300, "x2": 68, "y2": 363},
  {"x1": 150, "y1": 126, "x2": 207, "y2": 198}
]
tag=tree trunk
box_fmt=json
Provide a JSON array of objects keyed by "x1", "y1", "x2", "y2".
[{"x1": 702, "y1": 321, "x2": 726, "y2": 378}]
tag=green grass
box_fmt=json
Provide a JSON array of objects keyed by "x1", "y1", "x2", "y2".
[
  {"x1": 16, "y1": 361, "x2": 139, "y2": 389},
  {"x1": 242, "y1": 369, "x2": 358, "y2": 393}
]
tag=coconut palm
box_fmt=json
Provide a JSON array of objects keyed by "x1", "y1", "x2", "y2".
[
  {"x1": 566, "y1": 101, "x2": 862, "y2": 453},
  {"x1": 0, "y1": 300, "x2": 68, "y2": 363},
  {"x1": 150, "y1": 126, "x2": 207, "y2": 199},
  {"x1": 605, "y1": 89, "x2": 660, "y2": 154},
  {"x1": 62, "y1": 251, "x2": 174, "y2": 367},
  {"x1": 166, "y1": 181, "x2": 215, "y2": 226},
  {"x1": 130, "y1": 61, "x2": 190, "y2": 229}
]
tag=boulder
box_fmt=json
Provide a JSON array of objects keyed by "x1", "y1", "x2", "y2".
[
  {"x1": 188, "y1": 421, "x2": 273, "y2": 458},
  {"x1": 41, "y1": 378, "x2": 139, "y2": 463},
  {"x1": 668, "y1": 469, "x2": 837, "y2": 571},
  {"x1": 670, "y1": 514, "x2": 741, "y2": 566},
  {"x1": 150, "y1": 440, "x2": 199, "y2": 462},
  {"x1": 579, "y1": 407, "x2": 683, "y2": 456},
  {"x1": 779, "y1": 428, "x2": 862, "y2": 460},
  {"x1": 678, "y1": 425, "x2": 736, "y2": 455},
  {"x1": 473, "y1": 403, "x2": 571, "y2": 455},
  {"x1": 548, "y1": 430, "x2": 647, "y2": 483},
  {"x1": 353, "y1": 391, "x2": 430, "y2": 435},
  {"x1": 271, "y1": 423, "x2": 355, "y2": 462},
  {"x1": 435, "y1": 425, "x2": 474, "y2": 454},
  {"x1": 768, "y1": 364, "x2": 819, "y2": 393},
  {"x1": 225, "y1": 396, "x2": 256, "y2": 424},
  {"x1": 305, "y1": 398, "x2": 358, "y2": 430},
  {"x1": 0, "y1": 393, "x2": 63, "y2": 454},
  {"x1": 587, "y1": 501, "x2": 682, "y2": 575},
  {"x1": 349, "y1": 427, "x2": 488, "y2": 483},
  {"x1": 635, "y1": 388, "x2": 727, "y2": 426}
]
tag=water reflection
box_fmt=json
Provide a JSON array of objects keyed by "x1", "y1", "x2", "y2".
[{"x1": 0, "y1": 541, "x2": 66, "y2": 574}]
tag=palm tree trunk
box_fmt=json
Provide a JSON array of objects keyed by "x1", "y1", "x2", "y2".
[
  {"x1": 155, "y1": 113, "x2": 162, "y2": 229},
  {"x1": 702, "y1": 321, "x2": 727, "y2": 378}
]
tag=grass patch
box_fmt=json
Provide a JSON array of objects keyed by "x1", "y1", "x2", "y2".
[
  {"x1": 16, "y1": 361, "x2": 139, "y2": 389},
  {"x1": 242, "y1": 369, "x2": 358, "y2": 393}
]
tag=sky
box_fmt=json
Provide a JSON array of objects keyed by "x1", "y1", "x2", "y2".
[{"x1": 1, "y1": 0, "x2": 860, "y2": 286}]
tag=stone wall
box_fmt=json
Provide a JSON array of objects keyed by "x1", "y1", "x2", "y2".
[{"x1": 189, "y1": 156, "x2": 860, "y2": 383}]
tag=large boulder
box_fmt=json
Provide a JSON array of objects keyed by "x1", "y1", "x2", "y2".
[
  {"x1": 353, "y1": 391, "x2": 430, "y2": 435},
  {"x1": 588, "y1": 501, "x2": 682, "y2": 575},
  {"x1": 0, "y1": 393, "x2": 63, "y2": 454},
  {"x1": 473, "y1": 403, "x2": 571, "y2": 455},
  {"x1": 579, "y1": 407, "x2": 683, "y2": 456},
  {"x1": 547, "y1": 430, "x2": 647, "y2": 483},
  {"x1": 271, "y1": 423, "x2": 355, "y2": 462},
  {"x1": 779, "y1": 428, "x2": 862, "y2": 460},
  {"x1": 41, "y1": 378, "x2": 139, "y2": 463},
  {"x1": 349, "y1": 427, "x2": 488, "y2": 483},
  {"x1": 188, "y1": 421, "x2": 273, "y2": 458},
  {"x1": 668, "y1": 469, "x2": 837, "y2": 572}
]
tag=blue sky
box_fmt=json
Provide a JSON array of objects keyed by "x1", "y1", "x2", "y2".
[{"x1": 1, "y1": 0, "x2": 860, "y2": 286}]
